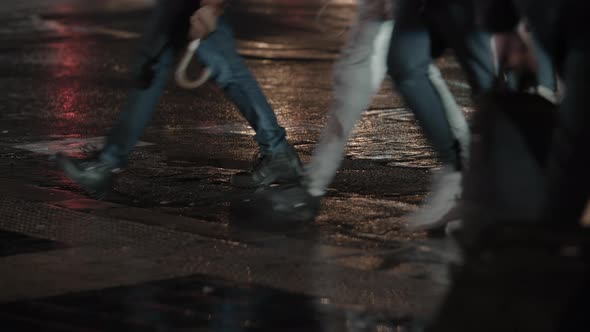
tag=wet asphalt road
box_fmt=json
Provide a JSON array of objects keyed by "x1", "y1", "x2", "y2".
[
  {"x1": 0, "y1": 0, "x2": 474, "y2": 241},
  {"x1": 0, "y1": 0, "x2": 474, "y2": 330}
]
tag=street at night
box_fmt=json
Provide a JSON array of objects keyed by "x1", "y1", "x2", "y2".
[{"x1": 1, "y1": 0, "x2": 589, "y2": 331}]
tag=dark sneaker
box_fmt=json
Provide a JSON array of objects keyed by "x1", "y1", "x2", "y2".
[
  {"x1": 230, "y1": 183, "x2": 321, "y2": 231},
  {"x1": 54, "y1": 153, "x2": 118, "y2": 198},
  {"x1": 231, "y1": 145, "x2": 303, "y2": 188},
  {"x1": 405, "y1": 166, "x2": 462, "y2": 232}
]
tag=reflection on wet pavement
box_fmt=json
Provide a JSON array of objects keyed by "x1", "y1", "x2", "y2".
[
  {"x1": 0, "y1": 273, "x2": 414, "y2": 331},
  {"x1": 0, "y1": 0, "x2": 475, "y2": 330},
  {"x1": 0, "y1": 230, "x2": 66, "y2": 257},
  {"x1": 0, "y1": 0, "x2": 474, "y2": 240},
  {"x1": 347, "y1": 109, "x2": 436, "y2": 168}
]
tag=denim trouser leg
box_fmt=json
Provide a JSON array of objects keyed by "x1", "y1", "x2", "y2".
[
  {"x1": 100, "y1": 45, "x2": 177, "y2": 168},
  {"x1": 426, "y1": 3, "x2": 496, "y2": 94},
  {"x1": 101, "y1": 4, "x2": 287, "y2": 166},
  {"x1": 305, "y1": 16, "x2": 393, "y2": 196},
  {"x1": 388, "y1": 1, "x2": 494, "y2": 169},
  {"x1": 100, "y1": 0, "x2": 195, "y2": 167},
  {"x1": 197, "y1": 18, "x2": 288, "y2": 156},
  {"x1": 428, "y1": 64, "x2": 471, "y2": 165},
  {"x1": 387, "y1": 5, "x2": 461, "y2": 168}
]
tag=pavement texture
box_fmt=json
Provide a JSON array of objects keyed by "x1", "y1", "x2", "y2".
[{"x1": 0, "y1": 0, "x2": 473, "y2": 330}]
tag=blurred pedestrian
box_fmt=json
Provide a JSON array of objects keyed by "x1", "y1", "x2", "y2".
[{"x1": 55, "y1": 0, "x2": 302, "y2": 197}]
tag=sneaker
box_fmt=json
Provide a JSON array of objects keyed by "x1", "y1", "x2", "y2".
[
  {"x1": 54, "y1": 153, "x2": 118, "y2": 198},
  {"x1": 406, "y1": 166, "x2": 462, "y2": 231},
  {"x1": 231, "y1": 145, "x2": 303, "y2": 188},
  {"x1": 230, "y1": 183, "x2": 321, "y2": 231}
]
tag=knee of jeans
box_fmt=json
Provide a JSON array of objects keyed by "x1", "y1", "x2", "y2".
[
  {"x1": 388, "y1": 62, "x2": 429, "y2": 86},
  {"x1": 131, "y1": 53, "x2": 174, "y2": 88},
  {"x1": 208, "y1": 63, "x2": 233, "y2": 88},
  {"x1": 427, "y1": 65, "x2": 444, "y2": 80},
  {"x1": 197, "y1": 51, "x2": 239, "y2": 88},
  {"x1": 132, "y1": 61, "x2": 157, "y2": 88},
  {"x1": 387, "y1": 52, "x2": 430, "y2": 84}
]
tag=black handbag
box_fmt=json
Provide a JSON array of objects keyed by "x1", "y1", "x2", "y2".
[{"x1": 461, "y1": 65, "x2": 557, "y2": 237}]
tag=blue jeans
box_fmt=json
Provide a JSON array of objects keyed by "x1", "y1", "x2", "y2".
[
  {"x1": 305, "y1": 0, "x2": 470, "y2": 197},
  {"x1": 101, "y1": 1, "x2": 287, "y2": 167},
  {"x1": 387, "y1": 0, "x2": 496, "y2": 169}
]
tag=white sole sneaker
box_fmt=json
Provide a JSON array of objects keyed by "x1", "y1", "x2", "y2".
[{"x1": 406, "y1": 167, "x2": 462, "y2": 231}]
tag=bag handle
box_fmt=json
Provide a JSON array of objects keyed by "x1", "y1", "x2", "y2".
[{"x1": 174, "y1": 39, "x2": 212, "y2": 89}]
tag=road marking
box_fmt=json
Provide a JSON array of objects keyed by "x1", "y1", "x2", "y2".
[
  {"x1": 70, "y1": 26, "x2": 140, "y2": 39},
  {"x1": 31, "y1": 15, "x2": 140, "y2": 39},
  {"x1": 13, "y1": 136, "x2": 153, "y2": 155}
]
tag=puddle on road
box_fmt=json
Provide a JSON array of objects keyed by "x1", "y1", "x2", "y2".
[{"x1": 0, "y1": 273, "x2": 412, "y2": 331}]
